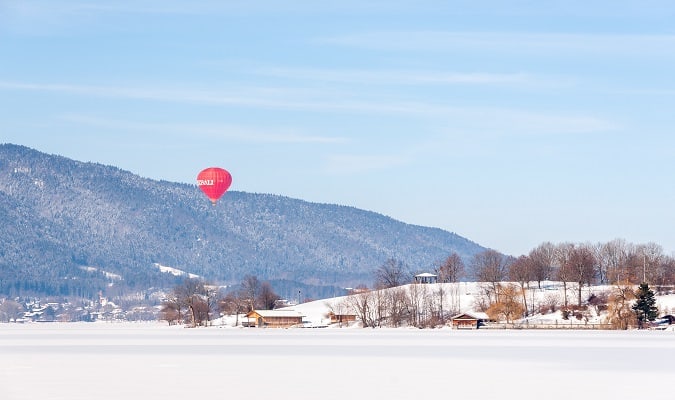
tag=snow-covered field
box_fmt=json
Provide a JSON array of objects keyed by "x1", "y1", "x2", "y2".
[{"x1": 1, "y1": 322, "x2": 674, "y2": 400}]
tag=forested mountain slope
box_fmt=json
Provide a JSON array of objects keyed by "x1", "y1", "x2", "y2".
[{"x1": 0, "y1": 144, "x2": 486, "y2": 299}]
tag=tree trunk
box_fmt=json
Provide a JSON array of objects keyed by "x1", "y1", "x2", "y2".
[{"x1": 520, "y1": 284, "x2": 528, "y2": 317}]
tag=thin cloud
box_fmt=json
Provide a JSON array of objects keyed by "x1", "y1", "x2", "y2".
[
  {"x1": 323, "y1": 154, "x2": 410, "y2": 175},
  {"x1": 58, "y1": 114, "x2": 347, "y2": 145},
  {"x1": 3, "y1": 80, "x2": 616, "y2": 134},
  {"x1": 0, "y1": 1, "x2": 253, "y2": 35},
  {"x1": 0, "y1": 80, "x2": 324, "y2": 109},
  {"x1": 256, "y1": 67, "x2": 536, "y2": 86},
  {"x1": 319, "y1": 31, "x2": 675, "y2": 57}
]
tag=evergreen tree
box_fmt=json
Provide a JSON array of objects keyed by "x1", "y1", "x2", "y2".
[{"x1": 632, "y1": 282, "x2": 658, "y2": 329}]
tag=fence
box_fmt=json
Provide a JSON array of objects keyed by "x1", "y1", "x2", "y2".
[{"x1": 481, "y1": 320, "x2": 613, "y2": 330}]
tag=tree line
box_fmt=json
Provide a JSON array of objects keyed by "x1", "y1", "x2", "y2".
[
  {"x1": 159, "y1": 275, "x2": 280, "y2": 327},
  {"x1": 158, "y1": 238, "x2": 672, "y2": 329},
  {"x1": 355, "y1": 238, "x2": 673, "y2": 329}
]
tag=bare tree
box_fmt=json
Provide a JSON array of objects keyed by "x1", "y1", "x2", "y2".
[
  {"x1": 508, "y1": 255, "x2": 533, "y2": 316},
  {"x1": 472, "y1": 249, "x2": 510, "y2": 303},
  {"x1": 433, "y1": 285, "x2": 448, "y2": 325},
  {"x1": 639, "y1": 242, "x2": 664, "y2": 284},
  {"x1": 623, "y1": 251, "x2": 645, "y2": 285},
  {"x1": 346, "y1": 290, "x2": 377, "y2": 328},
  {"x1": 257, "y1": 281, "x2": 280, "y2": 310},
  {"x1": 654, "y1": 255, "x2": 675, "y2": 292},
  {"x1": 240, "y1": 275, "x2": 260, "y2": 311},
  {"x1": 192, "y1": 296, "x2": 210, "y2": 327},
  {"x1": 407, "y1": 283, "x2": 430, "y2": 328},
  {"x1": 219, "y1": 290, "x2": 247, "y2": 327},
  {"x1": 567, "y1": 244, "x2": 597, "y2": 307},
  {"x1": 0, "y1": 299, "x2": 25, "y2": 322},
  {"x1": 203, "y1": 285, "x2": 221, "y2": 326},
  {"x1": 555, "y1": 243, "x2": 575, "y2": 308},
  {"x1": 159, "y1": 299, "x2": 180, "y2": 325},
  {"x1": 529, "y1": 242, "x2": 556, "y2": 288},
  {"x1": 171, "y1": 278, "x2": 209, "y2": 327},
  {"x1": 373, "y1": 289, "x2": 387, "y2": 327},
  {"x1": 473, "y1": 283, "x2": 493, "y2": 313},
  {"x1": 595, "y1": 239, "x2": 629, "y2": 284},
  {"x1": 375, "y1": 258, "x2": 409, "y2": 289},
  {"x1": 542, "y1": 292, "x2": 561, "y2": 314},
  {"x1": 447, "y1": 283, "x2": 462, "y2": 316},
  {"x1": 386, "y1": 287, "x2": 410, "y2": 327},
  {"x1": 436, "y1": 252, "x2": 465, "y2": 283}
]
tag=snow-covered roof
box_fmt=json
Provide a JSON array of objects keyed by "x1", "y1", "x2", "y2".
[
  {"x1": 451, "y1": 311, "x2": 489, "y2": 320},
  {"x1": 247, "y1": 310, "x2": 304, "y2": 318}
]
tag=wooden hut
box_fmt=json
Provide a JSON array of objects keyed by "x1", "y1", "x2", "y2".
[
  {"x1": 450, "y1": 312, "x2": 487, "y2": 329},
  {"x1": 328, "y1": 312, "x2": 357, "y2": 325},
  {"x1": 245, "y1": 310, "x2": 304, "y2": 328}
]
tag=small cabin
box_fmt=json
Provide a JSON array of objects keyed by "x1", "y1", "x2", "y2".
[
  {"x1": 450, "y1": 312, "x2": 487, "y2": 329},
  {"x1": 245, "y1": 310, "x2": 304, "y2": 328},
  {"x1": 328, "y1": 312, "x2": 357, "y2": 325}
]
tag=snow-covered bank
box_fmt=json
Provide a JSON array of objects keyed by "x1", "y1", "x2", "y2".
[
  {"x1": 1, "y1": 322, "x2": 673, "y2": 400},
  {"x1": 279, "y1": 281, "x2": 675, "y2": 328}
]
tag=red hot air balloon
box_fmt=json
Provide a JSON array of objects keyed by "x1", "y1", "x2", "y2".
[{"x1": 197, "y1": 167, "x2": 232, "y2": 205}]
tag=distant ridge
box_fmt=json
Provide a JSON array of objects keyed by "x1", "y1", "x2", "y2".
[{"x1": 0, "y1": 143, "x2": 486, "y2": 299}]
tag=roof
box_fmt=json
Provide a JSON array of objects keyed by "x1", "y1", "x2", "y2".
[
  {"x1": 247, "y1": 310, "x2": 304, "y2": 318},
  {"x1": 451, "y1": 312, "x2": 489, "y2": 320},
  {"x1": 415, "y1": 272, "x2": 437, "y2": 278}
]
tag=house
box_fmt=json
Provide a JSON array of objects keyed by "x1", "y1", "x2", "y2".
[
  {"x1": 450, "y1": 312, "x2": 488, "y2": 329},
  {"x1": 245, "y1": 310, "x2": 304, "y2": 328}
]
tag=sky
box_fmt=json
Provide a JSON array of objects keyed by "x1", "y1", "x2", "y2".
[{"x1": 2, "y1": 1, "x2": 675, "y2": 256}]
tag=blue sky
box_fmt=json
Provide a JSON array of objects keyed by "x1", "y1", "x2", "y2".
[{"x1": 2, "y1": 1, "x2": 675, "y2": 256}]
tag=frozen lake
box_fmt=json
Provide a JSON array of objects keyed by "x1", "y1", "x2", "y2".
[{"x1": 1, "y1": 323, "x2": 673, "y2": 400}]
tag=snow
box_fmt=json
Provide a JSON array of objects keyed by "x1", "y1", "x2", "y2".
[
  {"x1": 284, "y1": 282, "x2": 675, "y2": 327},
  {"x1": 1, "y1": 323, "x2": 674, "y2": 400},
  {"x1": 153, "y1": 262, "x2": 200, "y2": 279},
  {"x1": 2, "y1": 283, "x2": 675, "y2": 400},
  {"x1": 79, "y1": 266, "x2": 122, "y2": 280}
]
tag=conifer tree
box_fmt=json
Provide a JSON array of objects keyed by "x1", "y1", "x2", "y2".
[{"x1": 632, "y1": 282, "x2": 658, "y2": 328}]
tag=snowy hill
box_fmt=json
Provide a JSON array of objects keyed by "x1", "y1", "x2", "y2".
[
  {"x1": 241, "y1": 281, "x2": 675, "y2": 330},
  {"x1": 0, "y1": 143, "x2": 486, "y2": 300}
]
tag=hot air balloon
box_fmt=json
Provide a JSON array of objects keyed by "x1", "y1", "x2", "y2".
[{"x1": 197, "y1": 167, "x2": 232, "y2": 205}]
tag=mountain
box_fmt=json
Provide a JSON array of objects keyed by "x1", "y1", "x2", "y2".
[{"x1": 0, "y1": 143, "x2": 486, "y2": 300}]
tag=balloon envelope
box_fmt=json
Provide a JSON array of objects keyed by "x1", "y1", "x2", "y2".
[{"x1": 197, "y1": 167, "x2": 232, "y2": 204}]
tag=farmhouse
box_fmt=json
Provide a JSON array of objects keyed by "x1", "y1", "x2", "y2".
[{"x1": 245, "y1": 310, "x2": 304, "y2": 328}]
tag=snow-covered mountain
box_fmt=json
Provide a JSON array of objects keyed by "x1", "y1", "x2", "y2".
[{"x1": 0, "y1": 143, "x2": 487, "y2": 299}]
